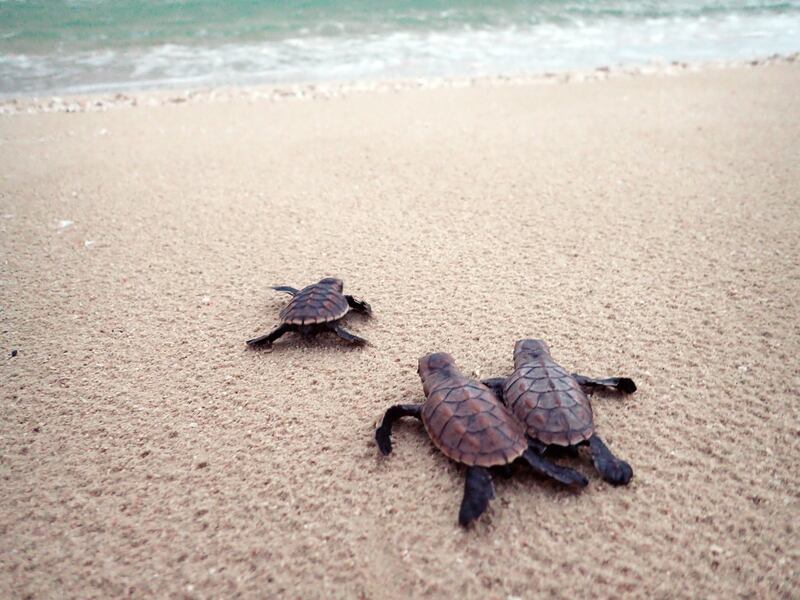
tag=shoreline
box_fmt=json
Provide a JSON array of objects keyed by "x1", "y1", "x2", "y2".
[{"x1": 1, "y1": 51, "x2": 797, "y2": 115}]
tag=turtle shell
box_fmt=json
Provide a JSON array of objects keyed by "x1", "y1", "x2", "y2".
[
  {"x1": 279, "y1": 278, "x2": 349, "y2": 326},
  {"x1": 419, "y1": 354, "x2": 528, "y2": 468},
  {"x1": 504, "y1": 354, "x2": 595, "y2": 447}
]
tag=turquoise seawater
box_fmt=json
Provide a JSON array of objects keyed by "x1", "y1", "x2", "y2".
[{"x1": 1, "y1": 0, "x2": 799, "y2": 95}]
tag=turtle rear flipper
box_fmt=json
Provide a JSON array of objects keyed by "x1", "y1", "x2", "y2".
[
  {"x1": 459, "y1": 467, "x2": 495, "y2": 527},
  {"x1": 330, "y1": 324, "x2": 369, "y2": 346},
  {"x1": 522, "y1": 448, "x2": 588, "y2": 488},
  {"x1": 589, "y1": 435, "x2": 633, "y2": 486},
  {"x1": 572, "y1": 374, "x2": 637, "y2": 395},
  {"x1": 246, "y1": 323, "x2": 295, "y2": 347}
]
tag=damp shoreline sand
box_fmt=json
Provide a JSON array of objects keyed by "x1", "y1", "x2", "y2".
[
  {"x1": 1, "y1": 61, "x2": 799, "y2": 598},
  {"x1": 0, "y1": 53, "x2": 796, "y2": 114}
]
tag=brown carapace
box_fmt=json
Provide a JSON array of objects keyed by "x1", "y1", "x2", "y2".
[
  {"x1": 278, "y1": 281, "x2": 350, "y2": 326},
  {"x1": 483, "y1": 339, "x2": 637, "y2": 486},
  {"x1": 504, "y1": 343, "x2": 596, "y2": 447},
  {"x1": 246, "y1": 277, "x2": 372, "y2": 348},
  {"x1": 376, "y1": 352, "x2": 587, "y2": 527},
  {"x1": 419, "y1": 352, "x2": 528, "y2": 468}
]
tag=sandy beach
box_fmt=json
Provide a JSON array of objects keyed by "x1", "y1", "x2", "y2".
[{"x1": 1, "y1": 62, "x2": 799, "y2": 598}]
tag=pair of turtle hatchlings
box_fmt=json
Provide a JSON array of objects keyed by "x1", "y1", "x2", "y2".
[{"x1": 247, "y1": 279, "x2": 637, "y2": 526}]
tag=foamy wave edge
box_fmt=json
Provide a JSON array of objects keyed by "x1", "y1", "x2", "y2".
[{"x1": 1, "y1": 53, "x2": 797, "y2": 116}]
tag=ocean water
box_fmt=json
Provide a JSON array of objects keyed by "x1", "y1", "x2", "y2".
[{"x1": 1, "y1": 0, "x2": 798, "y2": 96}]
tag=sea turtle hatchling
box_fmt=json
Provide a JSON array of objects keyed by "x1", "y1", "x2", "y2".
[
  {"x1": 246, "y1": 277, "x2": 372, "y2": 348},
  {"x1": 483, "y1": 339, "x2": 636, "y2": 486},
  {"x1": 376, "y1": 352, "x2": 588, "y2": 527}
]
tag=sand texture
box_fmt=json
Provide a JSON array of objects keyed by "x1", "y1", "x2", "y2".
[{"x1": 2, "y1": 63, "x2": 799, "y2": 599}]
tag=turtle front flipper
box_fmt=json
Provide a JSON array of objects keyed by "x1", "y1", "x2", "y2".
[
  {"x1": 375, "y1": 404, "x2": 422, "y2": 455},
  {"x1": 246, "y1": 323, "x2": 295, "y2": 347},
  {"x1": 271, "y1": 285, "x2": 300, "y2": 296},
  {"x1": 572, "y1": 373, "x2": 637, "y2": 395},
  {"x1": 459, "y1": 466, "x2": 495, "y2": 527},
  {"x1": 522, "y1": 448, "x2": 589, "y2": 488},
  {"x1": 588, "y1": 434, "x2": 633, "y2": 485},
  {"x1": 346, "y1": 295, "x2": 372, "y2": 316},
  {"x1": 330, "y1": 324, "x2": 369, "y2": 346}
]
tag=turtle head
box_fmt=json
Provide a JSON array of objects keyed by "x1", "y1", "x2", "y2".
[
  {"x1": 318, "y1": 277, "x2": 344, "y2": 292},
  {"x1": 417, "y1": 352, "x2": 457, "y2": 383},
  {"x1": 513, "y1": 339, "x2": 551, "y2": 366}
]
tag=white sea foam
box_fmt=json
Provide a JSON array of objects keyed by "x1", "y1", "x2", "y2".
[{"x1": 1, "y1": 11, "x2": 798, "y2": 96}]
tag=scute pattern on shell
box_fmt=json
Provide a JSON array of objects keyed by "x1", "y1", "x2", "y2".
[
  {"x1": 421, "y1": 376, "x2": 528, "y2": 467},
  {"x1": 279, "y1": 281, "x2": 349, "y2": 325},
  {"x1": 504, "y1": 359, "x2": 595, "y2": 446}
]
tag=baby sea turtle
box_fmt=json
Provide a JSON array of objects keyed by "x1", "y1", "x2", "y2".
[
  {"x1": 246, "y1": 277, "x2": 372, "y2": 348},
  {"x1": 483, "y1": 339, "x2": 636, "y2": 486},
  {"x1": 376, "y1": 352, "x2": 588, "y2": 527}
]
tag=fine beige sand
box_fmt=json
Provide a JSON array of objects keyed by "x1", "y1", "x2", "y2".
[{"x1": 2, "y1": 63, "x2": 799, "y2": 599}]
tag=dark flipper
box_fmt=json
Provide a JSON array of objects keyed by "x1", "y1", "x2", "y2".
[
  {"x1": 527, "y1": 438, "x2": 548, "y2": 455},
  {"x1": 375, "y1": 404, "x2": 422, "y2": 455},
  {"x1": 459, "y1": 466, "x2": 495, "y2": 527},
  {"x1": 481, "y1": 377, "x2": 507, "y2": 401},
  {"x1": 271, "y1": 285, "x2": 300, "y2": 296},
  {"x1": 589, "y1": 434, "x2": 633, "y2": 486},
  {"x1": 572, "y1": 373, "x2": 637, "y2": 395},
  {"x1": 346, "y1": 295, "x2": 372, "y2": 316},
  {"x1": 246, "y1": 323, "x2": 295, "y2": 347},
  {"x1": 522, "y1": 448, "x2": 589, "y2": 488},
  {"x1": 331, "y1": 324, "x2": 369, "y2": 346}
]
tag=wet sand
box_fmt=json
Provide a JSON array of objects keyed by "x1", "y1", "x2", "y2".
[{"x1": 1, "y1": 62, "x2": 799, "y2": 598}]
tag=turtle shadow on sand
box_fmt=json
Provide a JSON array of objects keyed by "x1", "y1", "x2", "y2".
[
  {"x1": 249, "y1": 329, "x2": 371, "y2": 354},
  {"x1": 246, "y1": 278, "x2": 373, "y2": 350}
]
